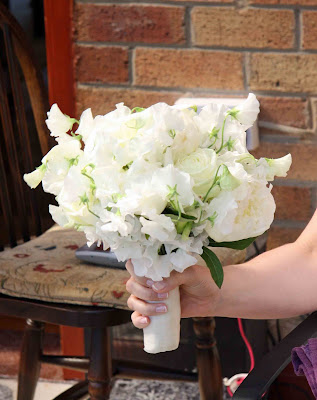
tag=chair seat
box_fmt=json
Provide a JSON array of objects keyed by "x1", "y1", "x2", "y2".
[
  {"x1": 0, "y1": 225, "x2": 131, "y2": 309},
  {"x1": 0, "y1": 225, "x2": 246, "y2": 310}
]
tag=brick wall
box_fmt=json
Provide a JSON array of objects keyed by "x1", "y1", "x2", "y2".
[{"x1": 72, "y1": 1, "x2": 317, "y2": 249}]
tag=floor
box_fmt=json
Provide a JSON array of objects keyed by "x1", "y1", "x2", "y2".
[
  {"x1": 0, "y1": 377, "x2": 206, "y2": 400},
  {"x1": 0, "y1": 378, "x2": 74, "y2": 400},
  {"x1": 0, "y1": 329, "x2": 205, "y2": 400}
]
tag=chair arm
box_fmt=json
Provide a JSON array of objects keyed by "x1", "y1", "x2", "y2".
[{"x1": 233, "y1": 311, "x2": 317, "y2": 400}]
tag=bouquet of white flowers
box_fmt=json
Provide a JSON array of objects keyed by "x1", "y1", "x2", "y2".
[{"x1": 24, "y1": 94, "x2": 291, "y2": 353}]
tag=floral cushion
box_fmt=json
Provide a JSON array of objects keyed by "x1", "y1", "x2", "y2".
[{"x1": 0, "y1": 225, "x2": 246, "y2": 309}]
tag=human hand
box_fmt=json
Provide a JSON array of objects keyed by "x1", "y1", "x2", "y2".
[{"x1": 125, "y1": 258, "x2": 221, "y2": 329}]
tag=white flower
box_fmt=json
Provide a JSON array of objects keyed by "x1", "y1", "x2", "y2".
[
  {"x1": 194, "y1": 103, "x2": 248, "y2": 154},
  {"x1": 23, "y1": 164, "x2": 46, "y2": 188},
  {"x1": 46, "y1": 104, "x2": 77, "y2": 143},
  {"x1": 140, "y1": 214, "x2": 176, "y2": 242},
  {"x1": 152, "y1": 164, "x2": 194, "y2": 209},
  {"x1": 170, "y1": 249, "x2": 197, "y2": 272},
  {"x1": 230, "y1": 93, "x2": 260, "y2": 130},
  {"x1": 205, "y1": 180, "x2": 275, "y2": 242},
  {"x1": 41, "y1": 141, "x2": 83, "y2": 196},
  {"x1": 264, "y1": 154, "x2": 292, "y2": 181},
  {"x1": 176, "y1": 148, "x2": 217, "y2": 196},
  {"x1": 100, "y1": 210, "x2": 133, "y2": 237},
  {"x1": 49, "y1": 204, "x2": 68, "y2": 226},
  {"x1": 76, "y1": 108, "x2": 94, "y2": 143},
  {"x1": 115, "y1": 175, "x2": 167, "y2": 217}
]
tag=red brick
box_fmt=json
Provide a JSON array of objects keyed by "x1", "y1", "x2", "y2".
[
  {"x1": 267, "y1": 226, "x2": 303, "y2": 250},
  {"x1": 165, "y1": 0, "x2": 233, "y2": 2},
  {"x1": 250, "y1": 0, "x2": 317, "y2": 4},
  {"x1": 74, "y1": 45, "x2": 129, "y2": 84},
  {"x1": 134, "y1": 48, "x2": 244, "y2": 90},
  {"x1": 74, "y1": 4, "x2": 185, "y2": 44},
  {"x1": 250, "y1": 53, "x2": 317, "y2": 93},
  {"x1": 76, "y1": 86, "x2": 183, "y2": 117},
  {"x1": 258, "y1": 97, "x2": 310, "y2": 129},
  {"x1": 251, "y1": 141, "x2": 317, "y2": 181},
  {"x1": 272, "y1": 186, "x2": 311, "y2": 221},
  {"x1": 192, "y1": 8, "x2": 294, "y2": 49},
  {"x1": 302, "y1": 12, "x2": 317, "y2": 50}
]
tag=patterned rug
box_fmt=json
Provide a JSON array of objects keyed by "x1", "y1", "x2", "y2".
[
  {"x1": 0, "y1": 379, "x2": 231, "y2": 400},
  {"x1": 0, "y1": 384, "x2": 12, "y2": 400},
  {"x1": 110, "y1": 379, "x2": 201, "y2": 400}
]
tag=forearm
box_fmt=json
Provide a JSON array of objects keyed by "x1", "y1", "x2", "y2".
[{"x1": 215, "y1": 241, "x2": 317, "y2": 319}]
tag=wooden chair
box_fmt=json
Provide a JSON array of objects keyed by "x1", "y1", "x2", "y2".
[
  {"x1": 233, "y1": 312, "x2": 317, "y2": 399},
  {"x1": 0, "y1": 4, "x2": 246, "y2": 399}
]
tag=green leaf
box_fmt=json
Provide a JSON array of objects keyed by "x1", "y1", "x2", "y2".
[
  {"x1": 131, "y1": 107, "x2": 145, "y2": 113},
  {"x1": 201, "y1": 247, "x2": 224, "y2": 288},
  {"x1": 208, "y1": 236, "x2": 257, "y2": 250}
]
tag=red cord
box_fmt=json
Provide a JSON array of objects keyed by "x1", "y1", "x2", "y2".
[
  {"x1": 237, "y1": 318, "x2": 255, "y2": 372},
  {"x1": 227, "y1": 318, "x2": 255, "y2": 397}
]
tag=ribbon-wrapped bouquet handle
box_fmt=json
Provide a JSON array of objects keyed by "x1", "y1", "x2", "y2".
[{"x1": 24, "y1": 94, "x2": 292, "y2": 353}]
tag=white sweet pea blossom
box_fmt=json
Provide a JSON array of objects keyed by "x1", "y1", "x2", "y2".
[
  {"x1": 23, "y1": 164, "x2": 46, "y2": 188},
  {"x1": 140, "y1": 214, "x2": 176, "y2": 242},
  {"x1": 100, "y1": 210, "x2": 133, "y2": 237},
  {"x1": 41, "y1": 141, "x2": 83, "y2": 196},
  {"x1": 152, "y1": 164, "x2": 195, "y2": 209},
  {"x1": 46, "y1": 104, "x2": 77, "y2": 143},
  {"x1": 170, "y1": 249, "x2": 197, "y2": 272},
  {"x1": 76, "y1": 108, "x2": 94, "y2": 143},
  {"x1": 229, "y1": 93, "x2": 260, "y2": 130},
  {"x1": 264, "y1": 154, "x2": 292, "y2": 181}
]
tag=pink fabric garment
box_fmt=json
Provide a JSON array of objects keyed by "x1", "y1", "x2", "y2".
[{"x1": 292, "y1": 338, "x2": 317, "y2": 398}]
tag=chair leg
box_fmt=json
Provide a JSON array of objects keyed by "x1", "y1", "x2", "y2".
[
  {"x1": 18, "y1": 319, "x2": 44, "y2": 400},
  {"x1": 88, "y1": 327, "x2": 112, "y2": 400},
  {"x1": 193, "y1": 317, "x2": 223, "y2": 400}
]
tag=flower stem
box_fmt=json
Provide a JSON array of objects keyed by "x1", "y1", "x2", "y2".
[{"x1": 216, "y1": 115, "x2": 228, "y2": 154}]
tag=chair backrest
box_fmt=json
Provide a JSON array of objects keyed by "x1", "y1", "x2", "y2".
[{"x1": 0, "y1": 3, "x2": 53, "y2": 249}]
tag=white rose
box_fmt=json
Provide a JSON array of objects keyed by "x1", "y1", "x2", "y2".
[{"x1": 176, "y1": 148, "x2": 217, "y2": 196}]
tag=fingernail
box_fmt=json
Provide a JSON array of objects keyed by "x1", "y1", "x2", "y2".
[
  {"x1": 157, "y1": 292, "x2": 168, "y2": 299},
  {"x1": 146, "y1": 279, "x2": 154, "y2": 287},
  {"x1": 152, "y1": 281, "x2": 166, "y2": 291},
  {"x1": 156, "y1": 305, "x2": 167, "y2": 313},
  {"x1": 140, "y1": 317, "x2": 148, "y2": 324}
]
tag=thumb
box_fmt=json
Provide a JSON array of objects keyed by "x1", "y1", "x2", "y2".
[{"x1": 151, "y1": 268, "x2": 191, "y2": 293}]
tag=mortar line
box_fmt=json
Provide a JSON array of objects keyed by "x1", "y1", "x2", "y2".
[
  {"x1": 76, "y1": 83, "x2": 316, "y2": 98},
  {"x1": 76, "y1": 40, "x2": 317, "y2": 53}
]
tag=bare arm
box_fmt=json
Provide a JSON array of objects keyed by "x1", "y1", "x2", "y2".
[
  {"x1": 126, "y1": 209, "x2": 317, "y2": 328},
  {"x1": 217, "y1": 209, "x2": 317, "y2": 319}
]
